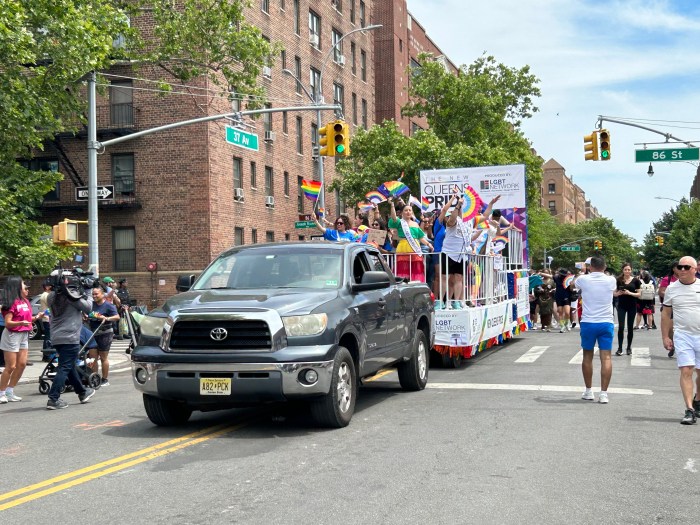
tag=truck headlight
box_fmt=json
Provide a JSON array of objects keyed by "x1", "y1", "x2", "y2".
[
  {"x1": 139, "y1": 315, "x2": 168, "y2": 338},
  {"x1": 282, "y1": 314, "x2": 328, "y2": 337}
]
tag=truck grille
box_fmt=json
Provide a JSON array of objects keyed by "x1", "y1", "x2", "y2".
[{"x1": 169, "y1": 320, "x2": 272, "y2": 350}]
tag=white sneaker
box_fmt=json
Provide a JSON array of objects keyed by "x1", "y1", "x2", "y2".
[
  {"x1": 6, "y1": 392, "x2": 21, "y2": 402},
  {"x1": 598, "y1": 392, "x2": 609, "y2": 404},
  {"x1": 581, "y1": 391, "x2": 595, "y2": 401},
  {"x1": 0, "y1": 394, "x2": 7, "y2": 404}
]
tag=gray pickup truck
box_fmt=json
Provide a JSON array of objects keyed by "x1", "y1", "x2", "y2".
[{"x1": 131, "y1": 242, "x2": 434, "y2": 427}]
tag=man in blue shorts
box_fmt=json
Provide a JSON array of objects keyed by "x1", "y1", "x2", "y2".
[{"x1": 575, "y1": 256, "x2": 617, "y2": 404}]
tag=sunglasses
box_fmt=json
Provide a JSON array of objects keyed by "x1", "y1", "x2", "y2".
[
  {"x1": 372, "y1": 222, "x2": 380, "y2": 226},
  {"x1": 676, "y1": 264, "x2": 694, "y2": 271},
  {"x1": 335, "y1": 221, "x2": 345, "y2": 226}
]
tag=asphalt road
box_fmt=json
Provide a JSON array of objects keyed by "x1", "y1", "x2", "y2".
[{"x1": 2, "y1": 319, "x2": 699, "y2": 524}]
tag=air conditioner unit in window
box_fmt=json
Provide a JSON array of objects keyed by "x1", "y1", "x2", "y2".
[
  {"x1": 309, "y1": 34, "x2": 319, "y2": 47},
  {"x1": 337, "y1": 55, "x2": 346, "y2": 66},
  {"x1": 234, "y1": 188, "x2": 245, "y2": 201},
  {"x1": 262, "y1": 66, "x2": 272, "y2": 79},
  {"x1": 264, "y1": 130, "x2": 276, "y2": 143},
  {"x1": 265, "y1": 195, "x2": 275, "y2": 208}
]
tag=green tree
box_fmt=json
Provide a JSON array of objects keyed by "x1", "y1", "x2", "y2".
[{"x1": 0, "y1": 0, "x2": 273, "y2": 275}]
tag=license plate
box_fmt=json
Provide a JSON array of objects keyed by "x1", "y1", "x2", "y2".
[{"x1": 199, "y1": 377, "x2": 232, "y2": 395}]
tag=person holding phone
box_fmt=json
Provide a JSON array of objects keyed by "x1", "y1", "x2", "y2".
[{"x1": 613, "y1": 262, "x2": 641, "y2": 356}]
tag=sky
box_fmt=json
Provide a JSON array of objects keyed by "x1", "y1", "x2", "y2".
[{"x1": 407, "y1": 0, "x2": 700, "y2": 244}]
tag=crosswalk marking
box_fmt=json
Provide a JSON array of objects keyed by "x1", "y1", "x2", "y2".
[
  {"x1": 427, "y1": 383, "x2": 653, "y2": 395},
  {"x1": 515, "y1": 346, "x2": 550, "y2": 363},
  {"x1": 631, "y1": 347, "x2": 651, "y2": 367},
  {"x1": 569, "y1": 348, "x2": 598, "y2": 364}
]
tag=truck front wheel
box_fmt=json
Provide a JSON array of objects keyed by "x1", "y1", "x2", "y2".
[
  {"x1": 143, "y1": 394, "x2": 193, "y2": 426},
  {"x1": 398, "y1": 329, "x2": 429, "y2": 391},
  {"x1": 309, "y1": 347, "x2": 356, "y2": 428}
]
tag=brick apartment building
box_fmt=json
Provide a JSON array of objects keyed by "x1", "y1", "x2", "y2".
[
  {"x1": 31, "y1": 1, "x2": 390, "y2": 304},
  {"x1": 541, "y1": 158, "x2": 600, "y2": 224}
]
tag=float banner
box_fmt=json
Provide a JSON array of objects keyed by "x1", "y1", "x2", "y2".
[
  {"x1": 516, "y1": 276, "x2": 530, "y2": 319},
  {"x1": 434, "y1": 300, "x2": 516, "y2": 347},
  {"x1": 420, "y1": 165, "x2": 528, "y2": 266}
]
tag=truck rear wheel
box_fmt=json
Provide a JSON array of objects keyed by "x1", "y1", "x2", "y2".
[
  {"x1": 398, "y1": 330, "x2": 429, "y2": 391},
  {"x1": 441, "y1": 352, "x2": 463, "y2": 369},
  {"x1": 143, "y1": 394, "x2": 192, "y2": 426},
  {"x1": 309, "y1": 347, "x2": 356, "y2": 428}
]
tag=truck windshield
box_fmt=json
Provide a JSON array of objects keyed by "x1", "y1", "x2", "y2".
[{"x1": 193, "y1": 249, "x2": 343, "y2": 290}]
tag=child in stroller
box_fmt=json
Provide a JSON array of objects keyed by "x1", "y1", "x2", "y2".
[{"x1": 38, "y1": 319, "x2": 105, "y2": 395}]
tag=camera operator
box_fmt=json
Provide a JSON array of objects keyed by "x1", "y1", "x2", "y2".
[{"x1": 46, "y1": 269, "x2": 97, "y2": 410}]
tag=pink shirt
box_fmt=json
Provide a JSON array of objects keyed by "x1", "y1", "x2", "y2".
[
  {"x1": 658, "y1": 275, "x2": 677, "y2": 289},
  {"x1": 2, "y1": 298, "x2": 32, "y2": 332}
]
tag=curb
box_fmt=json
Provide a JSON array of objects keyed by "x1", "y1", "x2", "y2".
[{"x1": 17, "y1": 355, "x2": 132, "y2": 385}]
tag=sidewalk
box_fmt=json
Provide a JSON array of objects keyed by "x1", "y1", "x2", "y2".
[{"x1": 14, "y1": 338, "x2": 132, "y2": 385}]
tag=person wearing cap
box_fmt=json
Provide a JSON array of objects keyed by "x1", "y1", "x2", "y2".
[
  {"x1": 101, "y1": 277, "x2": 121, "y2": 334},
  {"x1": 115, "y1": 279, "x2": 131, "y2": 339}
]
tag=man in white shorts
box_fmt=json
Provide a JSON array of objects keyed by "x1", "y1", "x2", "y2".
[{"x1": 661, "y1": 256, "x2": 700, "y2": 425}]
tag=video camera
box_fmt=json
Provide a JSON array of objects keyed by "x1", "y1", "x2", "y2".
[{"x1": 50, "y1": 265, "x2": 99, "y2": 301}]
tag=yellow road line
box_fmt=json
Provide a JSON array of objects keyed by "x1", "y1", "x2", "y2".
[
  {"x1": 0, "y1": 422, "x2": 245, "y2": 511},
  {"x1": 365, "y1": 368, "x2": 394, "y2": 382}
]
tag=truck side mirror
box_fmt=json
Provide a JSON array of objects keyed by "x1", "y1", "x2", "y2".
[{"x1": 176, "y1": 274, "x2": 196, "y2": 292}]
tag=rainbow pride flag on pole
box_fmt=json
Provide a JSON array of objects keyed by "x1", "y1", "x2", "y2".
[{"x1": 301, "y1": 179, "x2": 321, "y2": 201}]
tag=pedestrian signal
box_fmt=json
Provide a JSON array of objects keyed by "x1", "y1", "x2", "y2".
[
  {"x1": 599, "y1": 129, "x2": 611, "y2": 161},
  {"x1": 584, "y1": 130, "x2": 599, "y2": 161},
  {"x1": 52, "y1": 220, "x2": 79, "y2": 244}
]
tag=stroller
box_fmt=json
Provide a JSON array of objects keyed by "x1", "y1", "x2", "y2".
[{"x1": 38, "y1": 319, "x2": 105, "y2": 395}]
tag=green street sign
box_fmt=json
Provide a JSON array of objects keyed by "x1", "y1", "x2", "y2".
[
  {"x1": 226, "y1": 126, "x2": 259, "y2": 151},
  {"x1": 635, "y1": 147, "x2": 699, "y2": 163},
  {"x1": 561, "y1": 245, "x2": 580, "y2": 252},
  {"x1": 295, "y1": 221, "x2": 316, "y2": 229}
]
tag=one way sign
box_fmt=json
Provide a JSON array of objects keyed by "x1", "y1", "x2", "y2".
[{"x1": 75, "y1": 185, "x2": 114, "y2": 201}]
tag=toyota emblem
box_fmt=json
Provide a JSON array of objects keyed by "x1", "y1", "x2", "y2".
[{"x1": 210, "y1": 327, "x2": 228, "y2": 341}]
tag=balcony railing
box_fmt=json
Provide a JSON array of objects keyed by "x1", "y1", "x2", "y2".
[{"x1": 99, "y1": 103, "x2": 136, "y2": 130}]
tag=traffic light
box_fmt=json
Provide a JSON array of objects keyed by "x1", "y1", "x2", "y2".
[
  {"x1": 331, "y1": 120, "x2": 350, "y2": 156},
  {"x1": 599, "y1": 129, "x2": 611, "y2": 161},
  {"x1": 593, "y1": 240, "x2": 602, "y2": 250},
  {"x1": 584, "y1": 130, "x2": 599, "y2": 161},
  {"x1": 654, "y1": 236, "x2": 660, "y2": 246},
  {"x1": 658, "y1": 236, "x2": 664, "y2": 247},
  {"x1": 52, "y1": 220, "x2": 79, "y2": 244},
  {"x1": 318, "y1": 123, "x2": 334, "y2": 157}
]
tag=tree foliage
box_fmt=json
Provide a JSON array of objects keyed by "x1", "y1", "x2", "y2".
[
  {"x1": 0, "y1": 0, "x2": 274, "y2": 275},
  {"x1": 641, "y1": 200, "x2": 700, "y2": 276}
]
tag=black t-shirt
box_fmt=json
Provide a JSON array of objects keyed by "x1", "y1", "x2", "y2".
[{"x1": 617, "y1": 277, "x2": 640, "y2": 309}]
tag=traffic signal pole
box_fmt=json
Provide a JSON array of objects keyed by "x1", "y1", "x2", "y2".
[{"x1": 86, "y1": 70, "x2": 339, "y2": 274}]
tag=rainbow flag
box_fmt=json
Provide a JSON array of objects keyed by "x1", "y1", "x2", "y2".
[
  {"x1": 357, "y1": 202, "x2": 374, "y2": 213},
  {"x1": 378, "y1": 180, "x2": 410, "y2": 197},
  {"x1": 408, "y1": 195, "x2": 422, "y2": 210},
  {"x1": 365, "y1": 190, "x2": 387, "y2": 204},
  {"x1": 421, "y1": 197, "x2": 430, "y2": 212},
  {"x1": 493, "y1": 235, "x2": 509, "y2": 244},
  {"x1": 461, "y1": 185, "x2": 483, "y2": 221},
  {"x1": 301, "y1": 179, "x2": 321, "y2": 201}
]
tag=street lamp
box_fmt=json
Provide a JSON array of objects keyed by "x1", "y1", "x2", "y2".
[{"x1": 283, "y1": 23, "x2": 382, "y2": 216}]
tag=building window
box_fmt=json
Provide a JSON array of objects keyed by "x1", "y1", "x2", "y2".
[
  {"x1": 265, "y1": 166, "x2": 274, "y2": 196},
  {"x1": 296, "y1": 117, "x2": 303, "y2": 154},
  {"x1": 294, "y1": 56, "x2": 302, "y2": 94},
  {"x1": 297, "y1": 176, "x2": 304, "y2": 212},
  {"x1": 361, "y1": 98, "x2": 367, "y2": 129},
  {"x1": 266, "y1": 231, "x2": 275, "y2": 242},
  {"x1": 250, "y1": 161, "x2": 257, "y2": 188},
  {"x1": 285, "y1": 233, "x2": 290, "y2": 241},
  {"x1": 332, "y1": 29, "x2": 343, "y2": 63},
  {"x1": 350, "y1": 0, "x2": 355, "y2": 23},
  {"x1": 548, "y1": 182, "x2": 556, "y2": 194},
  {"x1": 282, "y1": 111, "x2": 288, "y2": 133},
  {"x1": 109, "y1": 81, "x2": 133, "y2": 127},
  {"x1": 284, "y1": 171, "x2": 290, "y2": 196},
  {"x1": 311, "y1": 122, "x2": 318, "y2": 149},
  {"x1": 113, "y1": 227, "x2": 136, "y2": 272},
  {"x1": 309, "y1": 10, "x2": 321, "y2": 48},
  {"x1": 280, "y1": 49, "x2": 286, "y2": 70},
  {"x1": 112, "y1": 153, "x2": 135, "y2": 196},
  {"x1": 261, "y1": 0, "x2": 269, "y2": 13},
  {"x1": 332, "y1": 0, "x2": 342, "y2": 12},
  {"x1": 310, "y1": 67, "x2": 321, "y2": 101},
  {"x1": 252, "y1": 228, "x2": 258, "y2": 244},
  {"x1": 352, "y1": 93, "x2": 357, "y2": 125},
  {"x1": 350, "y1": 42, "x2": 356, "y2": 75},
  {"x1": 280, "y1": 0, "x2": 285, "y2": 10},
  {"x1": 410, "y1": 122, "x2": 423, "y2": 135},
  {"x1": 21, "y1": 158, "x2": 60, "y2": 200},
  {"x1": 548, "y1": 201, "x2": 556, "y2": 212},
  {"x1": 360, "y1": 50, "x2": 366, "y2": 81},
  {"x1": 333, "y1": 83, "x2": 344, "y2": 115},
  {"x1": 359, "y1": 0, "x2": 365, "y2": 27},
  {"x1": 399, "y1": 38, "x2": 403, "y2": 53},
  {"x1": 263, "y1": 104, "x2": 272, "y2": 132},
  {"x1": 293, "y1": 0, "x2": 300, "y2": 34},
  {"x1": 234, "y1": 227, "x2": 244, "y2": 246},
  {"x1": 298, "y1": 235, "x2": 306, "y2": 241},
  {"x1": 233, "y1": 157, "x2": 242, "y2": 189}
]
